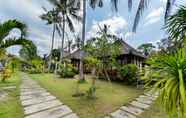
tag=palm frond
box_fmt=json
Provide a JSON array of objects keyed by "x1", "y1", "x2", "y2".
[
  {"x1": 0, "y1": 38, "x2": 32, "y2": 49},
  {"x1": 132, "y1": 0, "x2": 149, "y2": 32},
  {"x1": 0, "y1": 19, "x2": 27, "y2": 40},
  {"x1": 111, "y1": 0, "x2": 118, "y2": 11},
  {"x1": 165, "y1": 6, "x2": 186, "y2": 44},
  {"x1": 66, "y1": 16, "x2": 75, "y2": 32},
  {"x1": 165, "y1": 0, "x2": 172, "y2": 20},
  {"x1": 128, "y1": 0, "x2": 132, "y2": 11}
]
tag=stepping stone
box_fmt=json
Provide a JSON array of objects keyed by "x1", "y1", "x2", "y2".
[
  {"x1": 20, "y1": 92, "x2": 51, "y2": 100},
  {"x1": 111, "y1": 109, "x2": 136, "y2": 118},
  {"x1": 21, "y1": 90, "x2": 47, "y2": 96},
  {"x1": 130, "y1": 101, "x2": 150, "y2": 110},
  {"x1": 22, "y1": 95, "x2": 56, "y2": 106},
  {"x1": 24, "y1": 99, "x2": 63, "y2": 115},
  {"x1": 144, "y1": 93, "x2": 158, "y2": 98},
  {"x1": 21, "y1": 88, "x2": 45, "y2": 93},
  {"x1": 120, "y1": 106, "x2": 143, "y2": 116},
  {"x1": 21, "y1": 85, "x2": 41, "y2": 89},
  {"x1": 0, "y1": 92, "x2": 8, "y2": 101},
  {"x1": 135, "y1": 97, "x2": 153, "y2": 105},
  {"x1": 138, "y1": 95, "x2": 156, "y2": 101},
  {"x1": 2, "y1": 86, "x2": 16, "y2": 90},
  {"x1": 25, "y1": 105, "x2": 72, "y2": 118},
  {"x1": 62, "y1": 113, "x2": 79, "y2": 118}
]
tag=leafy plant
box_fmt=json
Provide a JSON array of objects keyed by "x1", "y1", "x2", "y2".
[
  {"x1": 28, "y1": 58, "x2": 44, "y2": 74},
  {"x1": 1, "y1": 67, "x2": 12, "y2": 82},
  {"x1": 119, "y1": 64, "x2": 138, "y2": 84},
  {"x1": 145, "y1": 48, "x2": 186, "y2": 117},
  {"x1": 57, "y1": 63, "x2": 77, "y2": 78}
]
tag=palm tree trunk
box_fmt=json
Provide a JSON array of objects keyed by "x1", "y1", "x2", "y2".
[
  {"x1": 48, "y1": 24, "x2": 56, "y2": 71},
  {"x1": 79, "y1": 0, "x2": 86, "y2": 81},
  {"x1": 60, "y1": 15, "x2": 65, "y2": 63}
]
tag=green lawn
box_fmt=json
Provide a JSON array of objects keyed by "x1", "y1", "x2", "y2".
[
  {"x1": 0, "y1": 72, "x2": 24, "y2": 118},
  {"x1": 30, "y1": 73, "x2": 143, "y2": 118},
  {"x1": 140, "y1": 101, "x2": 186, "y2": 118},
  {"x1": 139, "y1": 102, "x2": 167, "y2": 118}
]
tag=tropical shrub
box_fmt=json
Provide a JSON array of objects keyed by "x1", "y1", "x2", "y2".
[
  {"x1": 28, "y1": 58, "x2": 44, "y2": 74},
  {"x1": 145, "y1": 48, "x2": 186, "y2": 117},
  {"x1": 1, "y1": 67, "x2": 12, "y2": 82},
  {"x1": 57, "y1": 64, "x2": 77, "y2": 78},
  {"x1": 119, "y1": 64, "x2": 138, "y2": 84}
]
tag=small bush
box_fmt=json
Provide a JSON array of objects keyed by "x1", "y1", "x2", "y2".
[
  {"x1": 1, "y1": 68, "x2": 12, "y2": 82},
  {"x1": 57, "y1": 64, "x2": 77, "y2": 78},
  {"x1": 28, "y1": 67, "x2": 42, "y2": 74},
  {"x1": 119, "y1": 64, "x2": 138, "y2": 84}
]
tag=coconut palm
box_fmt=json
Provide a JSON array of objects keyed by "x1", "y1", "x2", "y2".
[
  {"x1": 0, "y1": 19, "x2": 32, "y2": 53},
  {"x1": 40, "y1": 8, "x2": 60, "y2": 70},
  {"x1": 46, "y1": 0, "x2": 81, "y2": 63}
]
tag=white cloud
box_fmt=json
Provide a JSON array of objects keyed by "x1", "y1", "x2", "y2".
[
  {"x1": 145, "y1": 7, "x2": 164, "y2": 20},
  {"x1": 144, "y1": 7, "x2": 164, "y2": 26},
  {"x1": 87, "y1": 16, "x2": 128, "y2": 39},
  {"x1": 144, "y1": 17, "x2": 161, "y2": 26},
  {"x1": 0, "y1": 0, "x2": 44, "y2": 22}
]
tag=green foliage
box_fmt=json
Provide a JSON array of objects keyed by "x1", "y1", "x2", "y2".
[
  {"x1": 57, "y1": 63, "x2": 77, "y2": 78},
  {"x1": 1, "y1": 67, "x2": 12, "y2": 82},
  {"x1": 28, "y1": 58, "x2": 44, "y2": 74},
  {"x1": 145, "y1": 48, "x2": 186, "y2": 117},
  {"x1": 119, "y1": 64, "x2": 138, "y2": 84},
  {"x1": 165, "y1": 6, "x2": 186, "y2": 45},
  {"x1": 137, "y1": 43, "x2": 155, "y2": 56},
  {"x1": 86, "y1": 85, "x2": 96, "y2": 99},
  {"x1": 19, "y1": 41, "x2": 38, "y2": 61}
]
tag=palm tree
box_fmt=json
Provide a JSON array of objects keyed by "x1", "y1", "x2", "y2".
[
  {"x1": 40, "y1": 8, "x2": 60, "y2": 70},
  {"x1": 78, "y1": 0, "x2": 118, "y2": 80},
  {"x1": 46, "y1": 0, "x2": 81, "y2": 63},
  {"x1": 0, "y1": 19, "x2": 32, "y2": 52}
]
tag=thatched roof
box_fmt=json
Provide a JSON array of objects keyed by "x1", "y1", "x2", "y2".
[
  {"x1": 115, "y1": 40, "x2": 147, "y2": 58},
  {"x1": 65, "y1": 40, "x2": 147, "y2": 59}
]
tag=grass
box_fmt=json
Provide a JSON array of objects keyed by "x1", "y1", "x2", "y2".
[
  {"x1": 139, "y1": 102, "x2": 167, "y2": 118},
  {"x1": 30, "y1": 73, "x2": 143, "y2": 118},
  {"x1": 0, "y1": 71, "x2": 24, "y2": 118},
  {"x1": 140, "y1": 101, "x2": 186, "y2": 118}
]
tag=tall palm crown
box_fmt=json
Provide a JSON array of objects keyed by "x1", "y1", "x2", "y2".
[
  {"x1": 47, "y1": 0, "x2": 81, "y2": 32},
  {"x1": 46, "y1": 0, "x2": 81, "y2": 62}
]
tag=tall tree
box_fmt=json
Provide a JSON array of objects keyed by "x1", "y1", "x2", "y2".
[
  {"x1": 137, "y1": 43, "x2": 155, "y2": 56},
  {"x1": 40, "y1": 8, "x2": 60, "y2": 70},
  {"x1": 46, "y1": 0, "x2": 81, "y2": 63}
]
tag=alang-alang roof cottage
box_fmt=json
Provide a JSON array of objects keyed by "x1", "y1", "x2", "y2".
[{"x1": 65, "y1": 39, "x2": 147, "y2": 70}]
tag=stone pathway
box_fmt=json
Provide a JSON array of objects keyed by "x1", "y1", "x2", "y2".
[
  {"x1": 20, "y1": 74, "x2": 78, "y2": 118},
  {"x1": 108, "y1": 90, "x2": 159, "y2": 118}
]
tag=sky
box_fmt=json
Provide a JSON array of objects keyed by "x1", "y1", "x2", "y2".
[{"x1": 0, "y1": 0, "x2": 185, "y2": 56}]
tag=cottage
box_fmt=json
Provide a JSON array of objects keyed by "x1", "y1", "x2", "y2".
[{"x1": 65, "y1": 40, "x2": 147, "y2": 71}]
